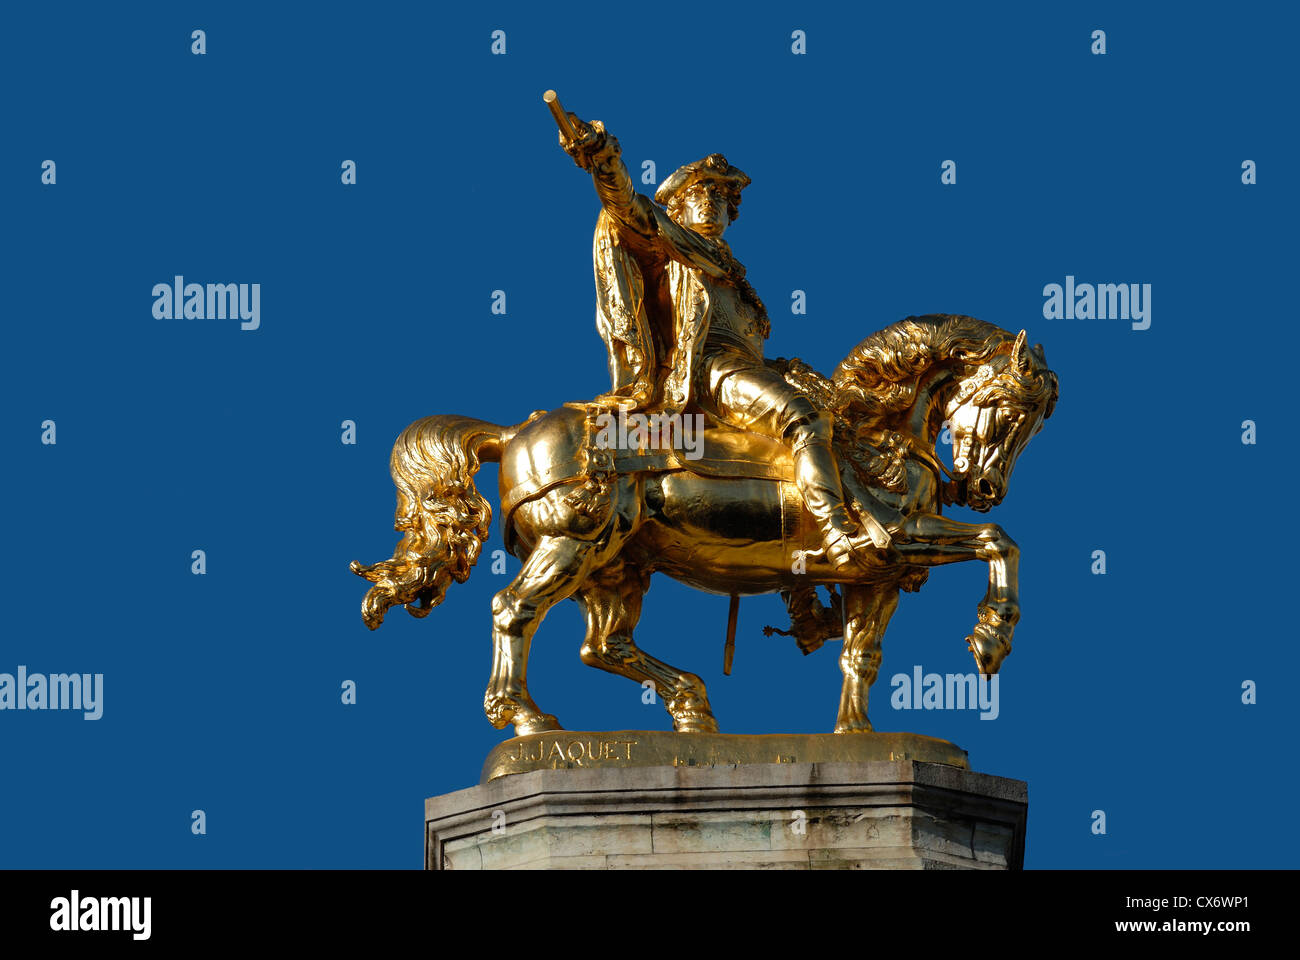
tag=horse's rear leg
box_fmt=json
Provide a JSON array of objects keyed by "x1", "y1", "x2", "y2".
[
  {"x1": 576, "y1": 561, "x2": 719, "y2": 734},
  {"x1": 485, "y1": 534, "x2": 603, "y2": 736},
  {"x1": 835, "y1": 584, "x2": 899, "y2": 733}
]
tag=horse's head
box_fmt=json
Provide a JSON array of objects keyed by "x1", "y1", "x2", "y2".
[
  {"x1": 944, "y1": 329, "x2": 1058, "y2": 512},
  {"x1": 832, "y1": 314, "x2": 1059, "y2": 512}
]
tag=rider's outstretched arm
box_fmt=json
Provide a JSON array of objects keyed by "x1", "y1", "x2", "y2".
[{"x1": 561, "y1": 119, "x2": 735, "y2": 281}]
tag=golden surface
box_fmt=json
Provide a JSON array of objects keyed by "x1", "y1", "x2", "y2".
[
  {"x1": 352, "y1": 93, "x2": 1059, "y2": 741},
  {"x1": 482, "y1": 730, "x2": 968, "y2": 783}
]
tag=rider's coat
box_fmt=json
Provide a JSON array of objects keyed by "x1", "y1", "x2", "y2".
[{"x1": 586, "y1": 136, "x2": 800, "y2": 439}]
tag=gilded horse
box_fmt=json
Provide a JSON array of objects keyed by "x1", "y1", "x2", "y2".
[{"x1": 352, "y1": 314, "x2": 1058, "y2": 736}]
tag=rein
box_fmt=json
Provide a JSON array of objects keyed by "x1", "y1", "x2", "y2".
[{"x1": 905, "y1": 436, "x2": 960, "y2": 506}]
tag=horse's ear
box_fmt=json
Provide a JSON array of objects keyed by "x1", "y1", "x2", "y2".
[{"x1": 1012, "y1": 329, "x2": 1031, "y2": 373}]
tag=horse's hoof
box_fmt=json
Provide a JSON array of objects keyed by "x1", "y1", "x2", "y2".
[
  {"x1": 834, "y1": 720, "x2": 874, "y2": 733},
  {"x1": 673, "y1": 714, "x2": 719, "y2": 734},
  {"x1": 514, "y1": 713, "x2": 563, "y2": 736},
  {"x1": 483, "y1": 694, "x2": 516, "y2": 730},
  {"x1": 966, "y1": 629, "x2": 1008, "y2": 675}
]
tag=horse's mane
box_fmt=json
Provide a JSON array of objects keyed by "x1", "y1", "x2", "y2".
[{"x1": 831, "y1": 314, "x2": 1013, "y2": 425}]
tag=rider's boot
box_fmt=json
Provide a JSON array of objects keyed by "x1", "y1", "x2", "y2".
[
  {"x1": 787, "y1": 412, "x2": 885, "y2": 572},
  {"x1": 594, "y1": 377, "x2": 654, "y2": 411}
]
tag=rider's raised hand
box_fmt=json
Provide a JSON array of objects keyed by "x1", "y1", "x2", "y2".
[{"x1": 560, "y1": 117, "x2": 611, "y2": 171}]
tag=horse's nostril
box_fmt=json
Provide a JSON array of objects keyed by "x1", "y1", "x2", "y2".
[{"x1": 977, "y1": 479, "x2": 994, "y2": 497}]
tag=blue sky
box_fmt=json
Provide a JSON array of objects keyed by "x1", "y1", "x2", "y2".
[{"x1": 1, "y1": 1, "x2": 1293, "y2": 867}]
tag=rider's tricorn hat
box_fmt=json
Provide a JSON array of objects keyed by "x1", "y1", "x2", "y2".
[{"x1": 655, "y1": 153, "x2": 751, "y2": 221}]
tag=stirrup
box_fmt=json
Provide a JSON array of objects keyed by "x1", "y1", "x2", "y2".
[
  {"x1": 824, "y1": 529, "x2": 888, "y2": 570},
  {"x1": 824, "y1": 532, "x2": 859, "y2": 570}
]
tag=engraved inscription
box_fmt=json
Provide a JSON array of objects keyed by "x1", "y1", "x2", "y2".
[{"x1": 505, "y1": 738, "x2": 637, "y2": 768}]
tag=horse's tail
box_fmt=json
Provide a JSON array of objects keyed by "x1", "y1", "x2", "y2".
[{"x1": 350, "y1": 414, "x2": 512, "y2": 630}]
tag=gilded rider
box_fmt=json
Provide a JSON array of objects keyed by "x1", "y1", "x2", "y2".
[{"x1": 557, "y1": 111, "x2": 886, "y2": 572}]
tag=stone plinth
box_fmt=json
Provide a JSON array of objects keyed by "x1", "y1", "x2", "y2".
[{"x1": 425, "y1": 758, "x2": 1027, "y2": 870}]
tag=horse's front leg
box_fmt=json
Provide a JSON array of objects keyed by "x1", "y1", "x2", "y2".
[
  {"x1": 835, "y1": 585, "x2": 899, "y2": 733},
  {"x1": 894, "y1": 513, "x2": 1020, "y2": 674}
]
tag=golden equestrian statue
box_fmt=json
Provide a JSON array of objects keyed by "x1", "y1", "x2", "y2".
[{"x1": 352, "y1": 92, "x2": 1059, "y2": 740}]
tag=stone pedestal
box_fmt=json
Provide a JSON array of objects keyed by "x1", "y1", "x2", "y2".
[{"x1": 425, "y1": 756, "x2": 1027, "y2": 870}]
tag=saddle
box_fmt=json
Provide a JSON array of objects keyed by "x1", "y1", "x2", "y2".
[
  {"x1": 498, "y1": 358, "x2": 919, "y2": 555},
  {"x1": 590, "y1": 405, "x2": 796, "y2": 480},
  {"x1": 499, "y1": 403, "x2": 796, "y2": 523}
]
